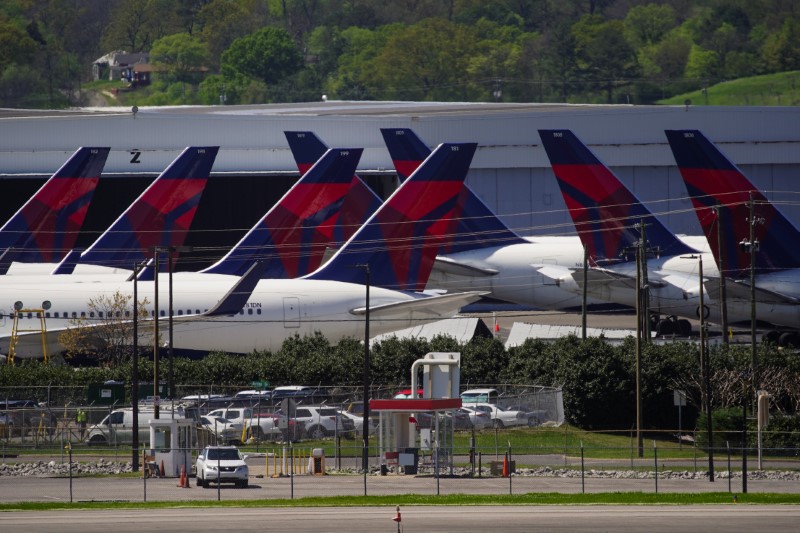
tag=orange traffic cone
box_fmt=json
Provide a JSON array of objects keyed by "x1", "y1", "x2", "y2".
[
  {"x1": 159, "y1": 460, "x2": 165, "y2": 478},
  {"x1": 177, "y1": 465, "x2": 185, "y2": 487},
  {"x1": 502, "y1": 453, "x2": 509, "y2": 478}
]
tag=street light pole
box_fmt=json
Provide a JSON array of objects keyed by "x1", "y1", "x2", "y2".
[
  {"x1": 356, "y1": 264, "x2": 371, "y2": 473},
  {"x1": 132, "y1": 260, "x2": 144, "y2": 471},
  {"x1": 699, "y1": 255, "x2": 714, "y2": 482},
  {"x1": 153, "y1": 249, "x2": 160, "y2": 420},
  {"x1": 168, "y1": 248, "x2": 174, "y2": 403}
]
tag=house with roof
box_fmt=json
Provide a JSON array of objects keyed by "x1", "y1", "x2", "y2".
[{"x1": 92, "y1": 51, "x2": 152, "y2": 85}]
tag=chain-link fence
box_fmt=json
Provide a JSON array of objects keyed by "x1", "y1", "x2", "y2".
[
  {"x1": 2, "y1": 385, "x2": 799, "y2": 502},
  {"x1": 2, "y1": 428, "x2": 800, "y2": 503}
]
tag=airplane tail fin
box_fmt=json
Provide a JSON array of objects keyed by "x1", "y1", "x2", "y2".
[
  {"x1": 202, "y1": 147, "x2": 366, "y2": 278},
  {"x1": 539, "y1": 129, "x2": 695, "y2": 265},
  {"x1": 665, "y1": 129, "x2": 800, "y2": 278},
  {"x1": 380, "y1": 128, "x2": 525, "y2": 253},
  {"x1": 79, "y1": 146, "x2": 219, "y2": 269},
  {"x1": 0, "y1": 147, "x2": 109, "y2": 266},
  {"x1": 307, "y1": 142, "x2": 477, "y2": 291},
  {"x1": 284, "y1": 131, "x2": 331, "y2": 176},
  {"x1": 284, "y1": 130, "x2": 382, "y2": 248}
]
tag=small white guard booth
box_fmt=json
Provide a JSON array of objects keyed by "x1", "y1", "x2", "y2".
[{"x1": 149, "y1": 418, "x2": 193, "y2": 477}]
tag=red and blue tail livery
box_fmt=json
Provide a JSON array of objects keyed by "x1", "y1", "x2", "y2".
[
  {"x1": 666, "y1": 129, "x2": 800, "y2": 278},
  {"x1": 308, "y1": 143, "x2": 477, "y2": 291},
  {"x1": 284, "y1": 131, "x2": 383, "y2": 250},
  {"x1": 0, "y1": 147, "x2": 109, "y2": 268},
  {"x1": 539, "y1": 129, "x2": 695, "y2": 264},
  {"x1": 78, "y1": 146, "x2": 218, "y2": 270},
  {"x1": 380, "y1": 128, "x2": 526, "y2": 253},
  {"x1": 203, "y1": 147, "x2": 366, "y2": 278}
]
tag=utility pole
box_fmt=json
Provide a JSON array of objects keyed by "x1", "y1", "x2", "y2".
[
  {"x1": 715, "y1": 206, "x2": 729, "y2": 345},
  {"x1": 153, "y1": 250, "x2": 160, "y2": 420},
  {"x1": 700, "y1": 255, "x2": 714, "y2": 482},
  {"x1": 356, "y1": 264, "x2": 371, "y2": 473},
  {"x1": 635, "y1": 222, "x2": 644, "y2": 458},
  {"x1": 582, "y1": 244, "x2": 588, "y2": 340}
]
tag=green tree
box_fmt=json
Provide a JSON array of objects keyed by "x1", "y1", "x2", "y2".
[
  {"x1": 624, "y1": 3, "x2": 677, "y2": 48},
  {"x1": 573, "y1": 15, "x2": 641, "y2": 103},
  {"x1": 370, "y1": 18, "x2": 479, "y2": 101},
  {"x1": 221, "y1": 26, "x2": 303, "y2": 87},
  {"x1": 196, "y1": 0, "x2": 266, "y2": 70},
  {"x1": 325, "y1": 24, "x2": 402, "y2": 99},
  {"x1": 150, "y1": 32, "x2": 208, "y2": 83},
  {"x1": 762, "y1": 18, "x2": 800, "y2": 72},
  {"x1": 101, "y1": 0, "x2": 180, "y2": 53},
  {"x1": 0, "y1": 16, "x2": 38, "y2": 71}
]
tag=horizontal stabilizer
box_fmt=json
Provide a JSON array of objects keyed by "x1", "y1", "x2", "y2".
[
  {"x1": 205, "y1": 261, "x2": 269, "y2": 316},
  {"x1": 350, "y1": 291, "x2": 487, "y2": 318},
  {"x1": 51, "y1": 248, "x2": 83, "y2": 275},
  {"x1": 569, "y1": 267, "x2": 667, "y2": 290},
  {"x1": 704, "y1": 279, "x2": 798, "y2": 305},
  {"x1": 432, "y1": 256, "x2": 499, "y2": 277}
]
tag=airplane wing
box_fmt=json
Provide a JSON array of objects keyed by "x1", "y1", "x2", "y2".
[
  {"x1": 568, "y1": 267, "x2": 667, "y2": 290},
  {"x1": 432, "y1": 257, "x2": 499, "y2": 277},
  {"x1": 350, "y1": 291, "x2": 488, "y2": 319},
  {"x1": 704, "y1": 279, "x2": 799, "y2": 305}
]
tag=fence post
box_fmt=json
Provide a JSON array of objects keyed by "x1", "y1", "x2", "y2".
[
  {"x1": 67, "y1": 443, "x2": 73, "y2": 504},
  {"x1": 580, "y1": 441, "x2": 585, "y2": 494},
  {"x1": 362, "y1": 440, "x2": 367, "y2": 497},
  {"x1": 508, "y1": 444, "x2": 512, "y2": 495},
  {"x1": 478, "y1": 452, "x2": 482, "y2": 478},
  {"x1": 653, "y1": 440, "x2": 658, "y2": 494},
  {"x1": 727, "y1": 441, "x2": 731, "y2": 494},
  {"x1": 290, "y1": 443, "x2": 294, "y2": 500}
]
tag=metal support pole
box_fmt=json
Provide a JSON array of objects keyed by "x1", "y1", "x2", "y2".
[
  {"x1": 582, "y1": 245, "x2": 588, "y2": 339},
  {"x1": 700, "y1": 256, "x2": 714, "y2": 482},
  {"x1": 153, "y1": 249, "x2": 160, "y2": 420}
]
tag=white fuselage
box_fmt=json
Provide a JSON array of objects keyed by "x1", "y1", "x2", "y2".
[
  {"x1": 0, "y1": 275, "x2": 458, "y2": 357},
  {"x1": 428, "y1": 235, "x2": 710, "y2": 311}
]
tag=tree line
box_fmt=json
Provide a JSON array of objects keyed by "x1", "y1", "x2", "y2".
[
  {"x1": 2, "y1": 0, "x2": 799, "y2": 107},
  {"x1": 4, "y1": 332, "x2": 800, "y2": 435}
]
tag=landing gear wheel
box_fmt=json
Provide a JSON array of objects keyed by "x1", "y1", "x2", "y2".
[
  {"x1": 677, "y1": 319, "x2": 692, "y2": 337},
  {"x1": 655, "y1": 319, "x2": 674, "y2": 336}
]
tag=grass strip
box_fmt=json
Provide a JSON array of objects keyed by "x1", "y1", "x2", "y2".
[{"x1": 1, "y1": 492, "x2": 799, "y2": 512}]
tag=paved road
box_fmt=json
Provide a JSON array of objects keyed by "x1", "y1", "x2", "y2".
[
  {"x1": 2, "y1": 505, "x2": 799, "y2": 532},
  {"x1": 0, "y1": 471, "x2": 797, "y2": 504}
]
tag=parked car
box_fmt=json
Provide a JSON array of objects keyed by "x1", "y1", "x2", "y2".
[
  {"x1": 338, "y1": 410, "x2": 372, "y2": 434},
  {"x1": 463, "y1": 403, "x2": 529, "y2": 428},
  {"x1": 195, "y1": 445, "x2": 249, "y2": 488},
  {"x1": 281, "y1": 405, "x2": 354, "y2": 439},
  {"x1": 457, "y1": 406, "x2": 492, "y2": 430},
  {"x1": 85, "y1": 407, "x2": 184, "y2": 446},
  {"x1": 392, "y1": 389, "x2": 424, "y2": 399},
  {"x1": 414, "y1": 410, "x2": 471, "y2": 430},
  {"x1": 460, "y1": 389, "x2": 499, "y2": 405},
  {"x1": 0, "y1": 412, "x2": 9, "y2": 437},
  {"x1": 244, "y1": 410, "x2": 296, "y2": 441},
  {"x1": 271, "y1": 386, "x2": 328, "y2": 405},
  {"x1": 233, "y1": 390, "x2": 272, "y2": 401},
  {"x1": 199, "y1": 415, "x2": 240, "y2": 444}
]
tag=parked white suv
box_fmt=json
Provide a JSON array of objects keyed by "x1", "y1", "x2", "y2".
[
  {"x1": 284, "y1": 405, "x2": 355, "y2": 439},
  {"x1": 196, "y1": 446, "x2": 249, "y2": 488}
]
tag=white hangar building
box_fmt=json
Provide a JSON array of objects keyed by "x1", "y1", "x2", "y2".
[{"x1": 1, "y1": 102, "x2": 798, "y2": 255}]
